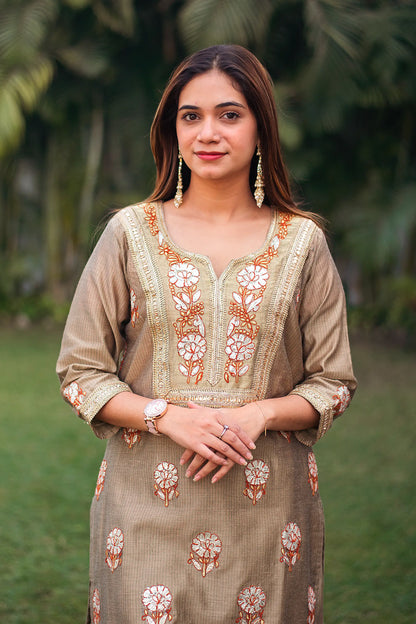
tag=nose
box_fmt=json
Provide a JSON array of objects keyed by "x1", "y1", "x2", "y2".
[{"x1": 197, "y1": 117, "x2": 219, "y2": 142}]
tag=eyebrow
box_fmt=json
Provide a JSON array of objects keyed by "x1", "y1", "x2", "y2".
[{"x1": 178, "y1": 101, "x2": 246, "y2": 111}]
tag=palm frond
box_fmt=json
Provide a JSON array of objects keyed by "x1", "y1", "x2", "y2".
[
  {"x1": 0, "y1": 57, "x2": 54, "y2": 157},
  {"x1": 92, "y1": 0, "x2": 135, "y2": 37},
  {"x1": 179, "y1": 0, "x2": 274, "y2": 52}
]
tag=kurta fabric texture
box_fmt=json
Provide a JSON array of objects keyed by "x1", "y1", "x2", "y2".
[{"x1": 57, "y1": 201, "x2": 356, "y2": 624}]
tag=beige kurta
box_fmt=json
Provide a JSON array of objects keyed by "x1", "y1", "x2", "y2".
[{"x1": 57, "y1": 201, "x2": 356, "y2": 624}]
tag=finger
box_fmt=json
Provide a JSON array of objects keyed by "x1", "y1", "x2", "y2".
[
  {"x1": 187, "y1": 401, "x2": 200, "y2": 409},
  {"x1": 220, "y1": 422, "x2": 256, "y2": 451},
  {"x1": 210, "y1": 461, "x2": 236, "y2": 483},
  {"x1": 213, "y1": 426, "x2": 254, "y2": 461},
  {"x1": 193, "y1": 458, "x2": 231, "y2": 482},
  {"x1": 207, "y1": 436, "x2": 250, "y2": 467},
  {"x1": 185, "y1": 453, "x2": 207, "y2": 478},
  {"x1": 180, "y1": 448, "x2": 194, "y2": 466}
]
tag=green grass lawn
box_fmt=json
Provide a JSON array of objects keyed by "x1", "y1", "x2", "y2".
[{"x1": 0, "y1": 327, "x2": 415, "y2": 623}]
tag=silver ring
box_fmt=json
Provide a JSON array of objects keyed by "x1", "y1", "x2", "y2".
[{"x1": 218, "y1": 425, "x2": 229, "y2": 440}]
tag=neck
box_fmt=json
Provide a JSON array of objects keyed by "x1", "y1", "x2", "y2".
[{"x1": 182, "y1": 176, "x2": 257, "y2": 222}]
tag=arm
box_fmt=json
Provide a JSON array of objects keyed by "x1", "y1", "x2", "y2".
[
  {"x1": 183, "y1": 226, "x2": 356, "y2": 482},
  {"x1": 57, "y1": 213, "x2": 254, "y2": 465}
]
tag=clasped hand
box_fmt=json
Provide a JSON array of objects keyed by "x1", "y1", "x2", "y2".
[{"x1": 157, "y1": 401, "x2": 265, "y2": 483}]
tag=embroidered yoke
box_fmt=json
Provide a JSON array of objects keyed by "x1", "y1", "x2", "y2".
[{"x1": 57, "y1": 202, "x2": 356, "y2": 624}]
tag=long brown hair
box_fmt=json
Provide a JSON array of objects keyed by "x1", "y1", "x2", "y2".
[{"x1": 148, "y1": 44, "x2": 321, "y2": 225}]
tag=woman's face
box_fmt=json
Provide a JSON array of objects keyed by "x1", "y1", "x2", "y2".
[{"x1": 176, "y1": 69, "x2": 258, "y2": 185}]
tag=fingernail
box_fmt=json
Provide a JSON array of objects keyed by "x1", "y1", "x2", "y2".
[
  {"x1": 249, "y1": 442, "x2": 256, "y2": 450},
  {"x1": 246, "y1": 452, "x2": 253, "y2": 460},
  {"x1": 211, "y1": 476, "x2": 218, "y2": 484},
  {"x1": 193, "y1": 474, "x2": 200, "y2": 482},
  {"x1": 185, "y1": 470, "x2": 191, "y2": 478},
  {"x1": 239, "y1": 458, "x2": 247, "y2": 466}
]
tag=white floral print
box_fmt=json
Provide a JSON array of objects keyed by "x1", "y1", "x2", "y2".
[
  {"x1": 243, "y1": 460, "x2": 270, "y2": 505},
  {"x1": 63, "y1": 381, "x2": 85, "y2": 413},
  {"x1": 154, "y1": 462, "x2": 179, "y2": 507},
  {"x1": 332, "y1": 384, "x2": 351, "y2": 416},
  {"x1": 144, "y1": 204, "x2": 207, "y2": 384},
  {"x1": 142, "y1": 585, "x2": 173, "y2": 624},
  {"x1": 308, "y1": 586, "x2": 316, "y2": 624},
  {"x1": 188, "y1": 531, "x2": 222, "y2": 577},
  {"x1": 122, "y1": 427, "x2": 141, "y2": 449},
  {"x1": 237, "y1": 265, "x2": 269, "y2": 290},
  {"x1": 236, "y1": 585, "x2": 266, "y2": 623},
  {"x1": 92, "y1": 588, "x2": 101, "y2": 624},
  {"x1": 105, "y1": 527, "x2": 124, "y2": 573},
  {"x1": 279, "y1": 522, "x2": 301, "y2": 571},
  {"x1": 95, "y1": 459, "x2": 107, "y2": 501},
  {"x1": 307, "y1": 451, "x2": 319, "y2": 495},
  {"x1": 224, "y1": 213, "x2": 291, "y2": 383},
  {"x1": 168, "y1": 262, "x2": 199, "y2": 288}
]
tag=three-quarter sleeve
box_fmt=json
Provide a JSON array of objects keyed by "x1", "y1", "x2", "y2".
[
  {"x1": 56, "y1": 215, "x2": 132, "y2": 439},
  {"x1": 290, "y1": 227, "x2": 357, "y2": 445}
]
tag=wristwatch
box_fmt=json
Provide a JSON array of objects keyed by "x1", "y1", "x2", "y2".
[{"x1": 143, "y1": 398, "x2": 169, "y2": 435}]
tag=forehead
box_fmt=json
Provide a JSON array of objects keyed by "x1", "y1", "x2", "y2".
[{"x1": 178, "y1": 69, "x2": 247, "y2": 108}]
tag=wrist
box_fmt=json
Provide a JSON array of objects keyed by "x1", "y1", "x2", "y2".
[{"x1": 143, "y1": 398, "x2": 169, "y2": 435}]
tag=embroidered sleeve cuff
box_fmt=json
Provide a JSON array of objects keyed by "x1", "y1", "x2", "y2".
[
  {"x1": 77, "y1": 381, "x2": 131, "y2": 439},
  {"x1": 289, "y1": 386, "x2": 333, "y2": 446}
]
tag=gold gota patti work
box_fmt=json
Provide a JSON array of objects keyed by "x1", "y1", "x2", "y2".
[{"x1": 57, "y1": 201, "x2": 356, "y2": 624}]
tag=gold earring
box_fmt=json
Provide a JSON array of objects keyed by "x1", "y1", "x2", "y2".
[
  {"x1": 174, "y1": 151, "x2": 183, "y2": 208},
  {"x1": 254, "y1": 146, "x2": 265, "y2": 208}
]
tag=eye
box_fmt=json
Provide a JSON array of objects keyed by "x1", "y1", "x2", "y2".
[
  {"x1": 222, "y1": 111, "x2": 240, "y2": 120},
  {"x1": 182, "y1": 112, "x2": 199, "y2": 121}
]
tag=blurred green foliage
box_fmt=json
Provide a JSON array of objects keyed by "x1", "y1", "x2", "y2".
[{"x1": 0, "y1": 0, "x2": 415, "y2": 335}]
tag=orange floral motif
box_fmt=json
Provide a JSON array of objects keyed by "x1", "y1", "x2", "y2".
[
  {"x1": 188, "y1": 531, "x2": 222, "y2": 577},
  {"x1": 243, "y1": 460, "x2": 270, "y2": 505},
  {"x1": 130, "y1": 288, "x2": 139, "y2": 327},
  {"x1": 307, "y1": 452, "x2": 319, "y2": 495},
  {"x1": 141, "y1": 585, "x2": 173, "y2": 623},
  {"x1": 154, "y1": 462, "x2": 179, "y2": 507},
  {"x1": 63, "y1": 381, "x2": 86, "y2": 413},
  {"x1": 105, "y1": 527, "x2": 124, "y2": 573},
  {"x1": 278, "y1": 431, "x2": 291, "y2": 442},
  {"x1": 279, "y1": 521, "x2": 301, "y2": 571},
  {"x1": 332, "y1": 385, "x2": 351, "y2": 416},
  {"x1": 307, "y1": 586, "x2": 316, "y2": 624},
  {"x1": 144, "y1": 204, "x2": 207, "y2": 384},
  {"x1": 122, "y1": 427, "x2": 141, "y2": 448},
  {"x1": 236, "y1": 585, "x2": 266, "y2": 624},
  {"x1": 225, "y1": 214, "x2": 291, "y2": 382},
  {"x1": 92, "y1": 588, "x2": 101, "y2": 624},
  {"x1": 95, "y1": 459, "x2": 107, "y2": 501}
]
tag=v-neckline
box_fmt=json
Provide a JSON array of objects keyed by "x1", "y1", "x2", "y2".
[{"x1": 156, "y1": 201, "x2": 278, "y2": 281}]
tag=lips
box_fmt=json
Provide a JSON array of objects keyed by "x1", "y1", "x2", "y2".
[{"x1": 195, "y1": 151, "x2": 225, "y2": 161}]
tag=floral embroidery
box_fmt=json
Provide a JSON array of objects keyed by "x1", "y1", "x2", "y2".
[
  {"x1": 278, "y1": 431, "x2": 291, "y2": 442},
  {"x1": 225, "y1": 214, "x2": 291, "y2": 382},
  {"x1": 154, "y1": 462, "x2": 179, "y2": 507},
  {"x1": 144, "y1": 204, "x2": 207, "y2": 384},
  {"x1": 122, "y1": 427, "x2": 141, "y2": 448},
  {"x1": 95, "y1": 460, "x2": 107, "y2": 501},
  {"x1": 279, "y1": 522, "x2": 301, "y2": 571},
  {"x1": 105, "y1": 527, "x2": 124, "y2": 573},
  {"x1": 142, "y1": 585, "x2": 173, "y2": 624},
  {"x1": 130, "y1": 288, "x2": 139, "y2": 327},
  {"x1": 92, "y1": 588, "x2": 101, "y2": 624},
  {"x1": 63, "y1": 381, "x2": 86, "y2": 413},
  {"x1": 236, "y1": 585, "x2": 266, "y2": 624},
  {"x1": 308, "y1": 586, "x2": 316, "y2": 624},
  {"x1": 332, "y1": 385, "x2": 351, "y2": 416},
  {"x1": 243, "y1": 460, "x2": 270, "y2": 505},
  {"x1": 307, "y1": 452, "x2": 319, "y2": 495},
  {"x1": 188, "y1": 531, "x2": 222, "y2": 577}
]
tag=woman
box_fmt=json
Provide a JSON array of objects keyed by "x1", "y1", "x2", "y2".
[{"x1": 57, "y1": 44, "x2": 356, "y2": 624}]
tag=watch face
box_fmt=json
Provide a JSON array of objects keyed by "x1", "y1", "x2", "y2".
[{"x1": 144, "y1": 399, "x2": 168, "y2": 419}]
